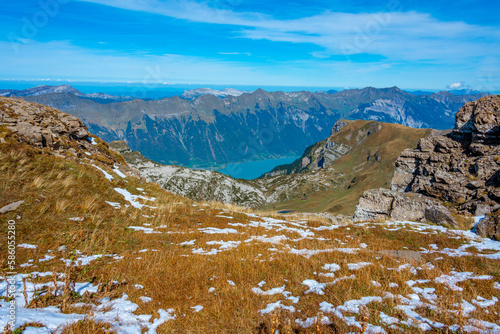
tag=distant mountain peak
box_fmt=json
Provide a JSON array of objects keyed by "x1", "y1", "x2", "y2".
[
  {"x1": 0, "y1": 84, "x2": 84, "y2": 97},
  {"x1": 181, "y1": 87, "x2": 249, "y2": 100}
]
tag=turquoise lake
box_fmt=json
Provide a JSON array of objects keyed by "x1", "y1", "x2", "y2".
[{"x1": 215, "y1": 156, "x2": 299, "y2": 180}]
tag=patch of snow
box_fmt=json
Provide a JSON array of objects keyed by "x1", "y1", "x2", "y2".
[
  {"x1": 18, "y1": 243, "x2": 37, "y2": 249},
  {"x1": 92, "y1": 165, "x2": 114, "y2": 181},
  {"x1": 105, "y1": 201, "x2": 121, "y2": 209},
  {"x1": 39, "y1": 255, "x2": 55, "y2": 262},
  {"x1": 252, "y1": 285, "x2": 286, "y2": 296},
  {"x1": 434, "y1": 271, "x2": 492, "y2": 291},
  {"x1": 63, "y1": 254, "x2": 102, "y2": 266},
  {"x1": 206, "y1": 240, "x2": 240, "y2": 250},
  {"x1": 347, "y1": 262, "x2": 372, "y2": 270},
  {"x1": 114, "y1": 188, "x2": 156, "y2": 209},
  {"x1": 245, "y1": 235, "x2": 288, "y2": 244},
  {"x1": 303, "y1": 279, "x2": 327, "y2": 295},
  {"x1": 128, "y1": 226, "x2": 159, "y2": 234},
  {"x1": 322, "y1": 263, "x2": 341, "y2": 272},
  {"x1": 380, "y1": 311, "x2": 399, "y2": 325},
  {"x1": 472, "y1": 296, "x2": 498, "y2": 308},
  {"x1": 140, "y1": 296, "x2": 153, "y2": 303},
  {"x1": 198, "y1": 227, "x2": 238, "y2": 234},
  {"x1": 191, "y1": 305, "x2": 204, "y2": 312},
  {"x1": 113, "y1": 166, "x2": 126, "y2": 178},
  {"x1": 258, "y1": 300, "x2": 295, "y2": 315}
]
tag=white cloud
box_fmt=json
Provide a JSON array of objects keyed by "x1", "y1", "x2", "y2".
[
  {"x1": 448, "y1": 82, "x2": 464, "y2": 89},
  {"x1": 76, "y1": 0, "x2": 500, "y2": 63}
]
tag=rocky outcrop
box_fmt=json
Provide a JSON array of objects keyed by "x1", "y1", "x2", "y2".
[
  {"x1": 264, "y1": 120, "x2": 390, "y2": 176},
  {"x1": 1, "y1": 97, "x2": 90, "y2": 150},
  {"x1": 0, "y1": 97, "x2": 132, "y2": 173},
  {"x1": 476, "y1": 210, "x2": 500, "y2": 241},
  {"x1": 391, "y1": 95, "x2": 500, "y2": 215},
  {"x1": 353, "y1": 188, "x2": 443, "y2": 222}
]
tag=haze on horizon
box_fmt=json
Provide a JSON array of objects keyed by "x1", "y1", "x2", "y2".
[{"x1": 1, "y1": 0, "x2": 499, "y2": 91}]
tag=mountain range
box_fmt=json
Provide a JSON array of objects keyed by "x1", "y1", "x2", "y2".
[
  {"x1": 1, "y1": 84, "x2": 137, "y2": 104},
  {"x1": 18, "y1": 85, "x2": 488, "y2": 168}
]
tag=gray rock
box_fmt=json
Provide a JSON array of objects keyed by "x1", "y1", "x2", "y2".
[
  {"x1": 331, "y1": 120, "x2": 348, "y2": 135},
  {"x1": 390, "y1": 95, "x2": 500, "y2": 218},
  {"x1": 475, "y1": 204, "x2": 491, "y2": 216},
  {"x1": 0, "y1": 200, "x2": 24, "y2": 214},
  {"x1": 424, "y1": 205, "x2": 458, "y2": 227},
  {"x1": 475, "y1": 214, "x2": 500, "y2": 241},
  {"x1": 353, "y1": 188, "x2": 440, "y2": 222}
]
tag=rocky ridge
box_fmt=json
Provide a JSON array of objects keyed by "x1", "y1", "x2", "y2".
[{"x1": 0, "y1": 97, "x2": 134, "y2": 175}]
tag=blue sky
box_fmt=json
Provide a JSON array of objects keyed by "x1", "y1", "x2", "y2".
[{"x1": 0, "y1": 0, "x2": 499, "y2": 90}]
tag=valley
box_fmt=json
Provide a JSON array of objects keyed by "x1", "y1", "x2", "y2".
[{"x1": 16, "y1": 86, "x2": 487, "y2": 168}]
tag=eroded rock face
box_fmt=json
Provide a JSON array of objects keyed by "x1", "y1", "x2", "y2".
[
  {"x1": 391, "y1": 95, "x2": 500, "y2": 215},
  {"x1": 476, "y1": 211, "x2": 500, "y2": 241},
  {"x1": 353, "y1": 188, "x2": 442, "y2": 222}
]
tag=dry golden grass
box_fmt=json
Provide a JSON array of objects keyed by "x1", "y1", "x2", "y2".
[
  {"x1": 1, "y1": 131, "x2": 500, "y2": 333},
  {"x1": 60, "y1": 318, "x2": 116, "y2": 334}
]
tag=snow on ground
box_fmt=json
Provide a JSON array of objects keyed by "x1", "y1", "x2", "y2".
[
  {"x1": 114, "y1": 188, "x2": 156, "y2": 209},
  {"x1": 92, "y1": 165, "x2": 114, "y2": 181},
  {"x1": 62, "y1": 253, "x2": 102, "y2": 266},
  {"x1": 9, "y1": 213, "x2": 500, "y2": 332},
  {"x1": 106, "y1": 201, "x2": 121, "y2": 209},
  {"x1": 0, "y1": 272, "x2": 177, "y2": 333},
  {"x1": 113, "y1": 165, "x2": 127, "y2": 178},
  {"x1": 347, "y1": 262, "x2": 372, "y2": 270},
  {"x1": 127, "y1": 226, "x2": 159, "y2": 234},
  {"x1": 17, "y1": 243, "x2": 37, "y2": 249},
  {"x1": 198, "y1": 227, "x2": 238, "y2": 234}
]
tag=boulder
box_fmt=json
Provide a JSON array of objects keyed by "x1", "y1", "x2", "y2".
[
  {"x1": 475, "y1": 213, "x2": 500, "y2": 241},
  {"x1": 455, "y1": 95, "x2": 500, "y2": 134},
  {"x1": 353, "y1": 188, "x2": 441, "y2": 222},
  {"x1": 424, "y1": 205, "x2": 458, "y2": 227}
]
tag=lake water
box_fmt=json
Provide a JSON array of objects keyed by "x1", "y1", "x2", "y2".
[{"x1": 216, "y1": 156, "x2": 299, "y2": 180}]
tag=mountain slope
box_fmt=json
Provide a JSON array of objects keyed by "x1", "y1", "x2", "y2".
[
  {"x1": 109, "y1": 140, "x2": 268, "y2": 207},
  {"x1": 111, "y1": 118, "x2": 432, "y2": 215},
  {"x1": 2, "y1": 97, "x2": 500, "y2": 334},
  {"x1": 21, "y1": 86, "x2": 487, "y2": 167},
  {"x1": 255, "y1": 120, "x2": 433, "y2": 214}
]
